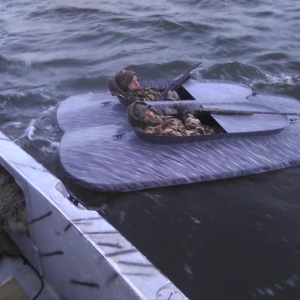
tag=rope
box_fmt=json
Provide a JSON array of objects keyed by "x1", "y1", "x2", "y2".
[{"x1": 19, "y1": 253, "x2": 44, "y2": 300}]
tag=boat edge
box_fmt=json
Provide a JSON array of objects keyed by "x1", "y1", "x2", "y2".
[{"x1": 0, "y1": 131, "x2": 189, "y2": 300}]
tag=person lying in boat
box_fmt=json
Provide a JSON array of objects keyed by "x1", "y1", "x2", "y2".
[
  {"x1": 127, "y1": 101, "x2": 216, "y2": 136},
  {"x1": 107, "y1": 69, "x2": 179, "y2": 101}
]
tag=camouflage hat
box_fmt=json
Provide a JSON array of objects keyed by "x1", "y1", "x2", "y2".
[
  {"x1": 115, "y1": 70, "x2": 135, "y2": 92},
  {"x1": 127, "y1": 101, "x2": 151, "y2": 129},
  {"x1": 133, "y1": 102, "x2": 149, "y2": 119}
]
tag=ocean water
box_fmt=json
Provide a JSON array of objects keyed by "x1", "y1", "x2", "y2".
[{"x1": 1, "y1": 0, "x2": 300, "y2": 299}]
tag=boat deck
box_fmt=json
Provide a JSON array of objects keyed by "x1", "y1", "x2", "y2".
[{"x1": 0, "y1": 253, "x2": 59, "y2": 300}]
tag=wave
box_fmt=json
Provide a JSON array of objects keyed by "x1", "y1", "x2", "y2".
[
  {"x1": 31, "y1": 58, "x2": 87, "y2": 69},
  {"x1": 56, "y1": 75, "x2": 109, "y2": 92},
  {"x1": 0, "y1": 54, "x2": 45, "y2": 81},
  {"x1": 155, "y1": 17, "x2": 213, "y2": 36},
  {"x1": 29, "y1": 6, "x2": 101, "y2": 19},
  {"x1": 0, "y1": 54, "x2": 15, "y2": 71},
  {"x1": 200, "y1": 61, "x2": 300, "y2": 101},
  {"x1": 0, "y1": 90, "x2": 57, "y2": 113},
  {"x1": 201, "y1": 61, "x2": 264, "y2": 83},
  {"x1": 287, "y1": 61, "x2": 300, "y2": 72},
  {"x1": 8, "y1": 106, "x2": 63, "y2": 165},
  {"x1": 118, "y1": 60, "x2": 199, "y2": 81},
  {"x1": 55, "y1": 60, "x2": 199, "y2": 92},
  {"x1": 256, "y1": 52, "x2": 291, "y2": 62},
  {"x1": 28, "y1": 3, "x2": 126, "y2": 25}
]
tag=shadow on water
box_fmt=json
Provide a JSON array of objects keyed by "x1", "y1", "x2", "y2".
[{"x1": 71, "y1": 165, "x2": 300, "y2": 300}]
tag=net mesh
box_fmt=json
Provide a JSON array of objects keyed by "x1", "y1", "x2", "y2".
[{"x1": 0, "y1": 165, "x2": 28, "y2": 235}]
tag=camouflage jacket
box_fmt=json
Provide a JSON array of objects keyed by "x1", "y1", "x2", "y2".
[
  {"x1": 126, "y1": 87, "x2": 163, "y2": 101},
  {"x1": 143, "y1": 114, "x2": 216, "y2": 136}
]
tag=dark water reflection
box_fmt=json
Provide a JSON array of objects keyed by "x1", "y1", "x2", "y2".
[{"x1": 85, "y1": 166, "x2": 300, "y2": 300}]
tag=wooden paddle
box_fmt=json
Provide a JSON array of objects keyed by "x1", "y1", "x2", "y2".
[
  {"x1": 164, "y1": 107, "x2": 300, "y2": 116},
  {"x1": 192, "y1": 107, "x2": 300, "y2": 116}
]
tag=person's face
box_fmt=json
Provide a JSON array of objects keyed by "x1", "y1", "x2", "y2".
[
  {"x1": 143, "y1": 108, "x2": 155, "y2": 121},
  {"x1": 141, "y1": 108, "x2": 162, "y2": 126},
  {"x1": 127, "y1": 75, "x2": 140, "y2": 90}
]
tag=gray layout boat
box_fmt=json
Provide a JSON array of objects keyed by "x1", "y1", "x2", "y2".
[
  {"x1": 57, "y1": 79, "x2": 300, "y2": 192},
  {"x1": 2, "y1": 77, "x2": 299, "y2": 300}
]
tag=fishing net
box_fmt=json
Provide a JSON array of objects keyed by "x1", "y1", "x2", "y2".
[{"x1": 0, "y1": 165, "x2": 28, "y2": 235}]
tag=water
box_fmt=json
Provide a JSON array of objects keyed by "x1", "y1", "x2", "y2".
[{"x1": 1, "y1": 0, "x2": 300, "y2": 299}]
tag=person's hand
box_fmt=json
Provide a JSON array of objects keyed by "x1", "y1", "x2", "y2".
[
  {"x1": 173, "y1": 104, "x2": 192, "y2": 120},
  {"x1": 197, "y1": 127, "x2": 204, "y2": 135},
  {"x1": 166, "y1": 90, "x2": 179, "y2": 101}
]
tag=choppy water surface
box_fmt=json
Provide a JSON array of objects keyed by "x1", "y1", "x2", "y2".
[{"x1": 1, "y1": 0, "x2": 300, "y2": 299}]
